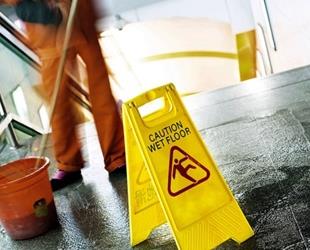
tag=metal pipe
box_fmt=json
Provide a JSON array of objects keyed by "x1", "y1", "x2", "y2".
[
  {"x1": 0, "y1": 94, "x2": 19, "y2": 148},
  {"x1": 262, "y1": 0, "x2": 277, "y2": 51}
]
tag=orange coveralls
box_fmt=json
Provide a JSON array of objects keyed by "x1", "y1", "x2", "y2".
[{"x1": 24, "y1": 0, "x2": 125, "y2": 172}]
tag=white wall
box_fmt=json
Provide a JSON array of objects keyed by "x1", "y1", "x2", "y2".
[
  {"x1": 97, "y1": 0, "x2": 255, "y2": 34},
  {"x1": 226, "y1": 0, "x2": 255, "y2": 33}
]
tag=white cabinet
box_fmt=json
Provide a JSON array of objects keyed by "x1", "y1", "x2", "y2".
[{"x1": 251, "y1": 0, "x2": 310, "y2": 74}]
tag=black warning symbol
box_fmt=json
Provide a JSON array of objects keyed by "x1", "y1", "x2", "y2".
[{"x1": 168, "y1": 146, "x2": 210, "y2": 196}]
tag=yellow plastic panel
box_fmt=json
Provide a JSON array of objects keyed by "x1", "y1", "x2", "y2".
[
  {"x1": 123, "y1": 83, "x2": 254, "y2": 249},
  {"x1": 123, "y1": 112, "x2": 166, "y2": 246}
]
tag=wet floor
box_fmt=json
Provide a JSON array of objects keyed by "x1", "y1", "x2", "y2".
[{"x1": 1, "y1": 66, "x2": 310, "y2": 249}]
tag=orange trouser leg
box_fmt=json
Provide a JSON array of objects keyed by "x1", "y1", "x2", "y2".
[
  {"x1": 76, "y1": 41, "x2": 126, "y2": 172},
  {"x1": 39, "y1": 52, "x2": 84, "y2": 172}
]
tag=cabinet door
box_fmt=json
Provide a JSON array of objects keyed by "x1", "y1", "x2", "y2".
[{"x1": 251, "y1": 0, "x2": 310, "y2": 73}]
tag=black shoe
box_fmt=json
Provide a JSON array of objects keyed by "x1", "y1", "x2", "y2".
[
  {"x1": 50, "y1": 170, "x2": 82, "y2": 191},
  {"x1": 109, "y1": 165, "x2": 126, "y2": 178}
]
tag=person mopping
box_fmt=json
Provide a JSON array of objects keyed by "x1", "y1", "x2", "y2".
[{"x1": 0, "y1": 0, "x2": 126, "y2": 191}]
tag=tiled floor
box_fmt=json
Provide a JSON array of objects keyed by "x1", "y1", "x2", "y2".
[{"x1": 1, "y1": 66, "x2": 310, "y2": 249}]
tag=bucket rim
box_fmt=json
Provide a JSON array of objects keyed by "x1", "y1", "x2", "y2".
[{"x1": 0, "y1": 157, "x2": 50, "y2": 189}]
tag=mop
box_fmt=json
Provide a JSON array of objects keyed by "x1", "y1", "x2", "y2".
[{"x1": 35, "y1": 0, "x2": 79, "y2": 169}]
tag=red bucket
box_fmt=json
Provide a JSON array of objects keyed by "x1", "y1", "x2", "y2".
[{"x1": 0, "y1": 157, "x2": 57, "y2": 240}]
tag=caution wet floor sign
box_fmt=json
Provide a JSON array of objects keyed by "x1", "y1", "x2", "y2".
[{"x1": 123, "y1": 84, "x2": 254, "y2": 249}]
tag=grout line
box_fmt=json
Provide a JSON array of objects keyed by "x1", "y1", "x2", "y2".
[
  {"x1": 253, "y1": 111, "x2": 308, "y2": 247},
  {"x1": 288, "y1": 206, "x2": 308, "y2": 249},
  {"x1": 289, "y1": 109, "x2": 310, "y2": 147}
]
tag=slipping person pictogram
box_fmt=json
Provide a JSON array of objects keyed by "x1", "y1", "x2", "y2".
[
  {"x1": 172, "y1": 156, "x2": 196, "y2": 183},
  {"x1": 168, "y1": 146, "x2": 210, "y2": 196}
]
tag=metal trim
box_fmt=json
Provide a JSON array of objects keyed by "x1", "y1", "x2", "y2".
[
  {"x1": 0, "y1": 12, "x2": 40, "y2": 66},
  {"x1": 262, "y1": 0, "x2": 277, "y2": 51},
  {"x1": 256, "y1": 23, "x2": 274, "y2": 74}
]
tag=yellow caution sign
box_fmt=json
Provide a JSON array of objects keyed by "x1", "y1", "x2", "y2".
[{"x1": 123, "y1": 83, "x2": 254, "y2": 249}]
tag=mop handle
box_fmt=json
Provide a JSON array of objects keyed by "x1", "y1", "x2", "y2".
[{"x1": 35, "y1": 0, "x2": 79, "y2": 170}]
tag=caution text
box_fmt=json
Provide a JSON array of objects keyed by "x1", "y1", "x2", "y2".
[{"x1": 147, "y1": 121, "x2": 191, "y2": 152}]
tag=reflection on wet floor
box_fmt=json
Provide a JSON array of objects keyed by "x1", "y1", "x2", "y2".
[{"x1": 1, "y1": 68, "x2": 310, "y2": 249}]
